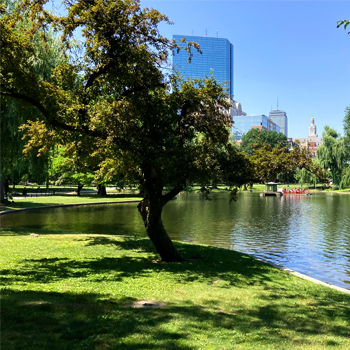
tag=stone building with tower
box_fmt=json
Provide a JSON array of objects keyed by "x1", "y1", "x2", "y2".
[{"x1": 292, "y1": 117, "x2": 323, "y2": 157}]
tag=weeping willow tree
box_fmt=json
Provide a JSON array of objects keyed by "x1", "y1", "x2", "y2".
[
  {"x1": 317, "y1": 126, "x2": 348, "y2": 188},
  {"x1": 294, "y1": 159, "x2": 329, "y2": 188},
  {"x1": 0, "y1": 0, "x2": 66, "y2": 201},
  {"x1": 339, "y1": 107, "x2": 350, "y2": 189}
]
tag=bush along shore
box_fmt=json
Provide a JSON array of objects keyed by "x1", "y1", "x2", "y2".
[{"x1": 1, "y1": 228, "x2": 350, "y2": 350}]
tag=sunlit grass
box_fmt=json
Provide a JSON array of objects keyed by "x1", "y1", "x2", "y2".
[
  {"x1": 1, "y1": 194, "x2": 142, "y2": 211},
  {"x1": 1, "y1": 229, "x2": 350, "y2": 349}
]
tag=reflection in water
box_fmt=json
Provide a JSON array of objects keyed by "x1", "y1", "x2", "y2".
[{"x1": 2, "y1": 192, "x2": 350, "y2": 290}]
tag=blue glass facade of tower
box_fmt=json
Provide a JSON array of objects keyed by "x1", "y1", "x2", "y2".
[{"x1": 172, "y1": 35, "x2": 234, "y2": 97}]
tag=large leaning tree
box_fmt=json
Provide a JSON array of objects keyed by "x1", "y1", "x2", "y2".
[{"x1": 1, "y1": 0, "x2": 253, "y2": 261}]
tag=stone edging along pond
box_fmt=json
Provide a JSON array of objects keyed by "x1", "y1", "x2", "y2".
[
  {"x1": 243, "y1": 253, "x2": 350, "y2": 295},
  {"x1": 1, "y1": 199, "x2": 350, "y2": 295}
]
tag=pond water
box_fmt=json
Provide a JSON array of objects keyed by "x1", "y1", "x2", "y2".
[{"x1": 2, "y1": 192, "x2": 350, "y2": 290}]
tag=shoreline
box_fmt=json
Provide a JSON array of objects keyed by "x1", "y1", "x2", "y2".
[
  {"x1": 1, "y1": 193, "x2": 350, "y2": 294},
  {"x1": 242, "y1": 252, "x2": 350, "y2": 295}
]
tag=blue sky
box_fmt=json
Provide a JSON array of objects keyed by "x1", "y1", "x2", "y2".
[{"x1": 141, "y1": 1, "x2": 350, "y2": 138}]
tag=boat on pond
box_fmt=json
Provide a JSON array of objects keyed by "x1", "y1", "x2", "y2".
[{"x1": 282, "y1": 189, "x2": 311, "y2": 195}]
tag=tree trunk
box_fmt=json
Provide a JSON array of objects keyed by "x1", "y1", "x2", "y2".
[
  {"x1": 211, "y1": 182, "x2": 218, "y2": 189},
  {"x1": 0, "y1": 176, "x2": 5, "y2": 203},
  {"x1": 76, "y1": 184, "x2": 84, "y2": 196},
  {"x1": 4, "y1": 178, "x2": 10, "y2": 195},
  {"x1": 137, "y1": 197, "x2": 185, "y2": 262},
  {"x1": 97, "y1": 184, "x2": 107, "y2": 196}
]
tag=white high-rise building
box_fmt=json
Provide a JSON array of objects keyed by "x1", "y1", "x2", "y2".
[{"x1": 269, "y1": 109, "x2": 288, "y2": 137}]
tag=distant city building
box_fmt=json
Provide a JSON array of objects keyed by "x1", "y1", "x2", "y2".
[
  {"x1": 232, "y1": 115, "x2": 280, "y2": 141},
  {"x1": 292, "y1": 117, "x2": 323, "y2": 157},
  {"x1": 172, "y1": 35, "x2": 234, "y2": 97},
  {"x1": 269, "y1": 109, "x2": 288, "y2": 137},
  {"x1": 230, "y1": 101, "x2": 247, "y2": 117}
]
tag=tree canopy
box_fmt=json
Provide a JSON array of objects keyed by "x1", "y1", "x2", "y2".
[
  {"x1": 249, "y1": 141, "x2": 322, "y2": 184},
  {"x1": 0, "y1": 0, "x2": 66, "y2": 200},
  {"x1": 239, "y1": 128, "x2": 288, "y2": 157},
  {"x1": 1, "y1": 0, "x2": 253, "y2": 261},
  {"x1": 317, "y1": 126, "x2": 348, "y2": 188}
]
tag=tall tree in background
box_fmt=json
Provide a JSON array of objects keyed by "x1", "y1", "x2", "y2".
[
  {"x1": 239, "y1": 128, "x2": 288, "y2": 157},
  {"x1": 294, "y1": 159, "x2": 329, "y2": 188},
  {"x1": 317, "y1": 126, "x2": 348, "y2": 187},
  {"x1": 250, "y1": 142, "x2": 322, "y2": 184},
  {"x1": 0, "y1": 0, "x2": 65, "y2": 201},
  {"x1": 339, "y1": 107, "x2": 350, "y2": 189},
  {"x1": 1, "y1": 0, "x2": 252, "y2": 261}
]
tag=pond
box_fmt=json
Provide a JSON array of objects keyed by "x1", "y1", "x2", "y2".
[{"x1": 2, "y1": 192, "x2": 350, "y2": 290}]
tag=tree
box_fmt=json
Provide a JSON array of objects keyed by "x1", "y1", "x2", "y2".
[
  {"x1": 49, "y1": 145, "x2": 108, "y2": 195},
  {"x1": 250, "y1": 142, "x2": 321, "y2": 184},
  {"x1": 337, "y1": 20, "x2": 350, "y2": 34},
  {"x1": 1, "y1": 0, "x2": 252, "y2": 261},
  {"x1": 250, "y1": 143, "x2": 289, "y2": 183},
  {"x1": 340, "y1": 107, "x2": 350, "y2": 189},
  {"x1": 344, "y1": 106, "x2": 350, "y2": 142},
  {"x1": 0, "y1": 0, "x2": 65, "y2": 202},
  {"x1": 0, "y1": 177, "x2": 4, "y2": 204},
  {"x1": 240, "y1": 128, "x2": 288, "y2": 157},
  {"x1": 317, "y1": 126, "x2": 348, "y2": 187},
  {"x1": 294, "y1": 159, "x2": 329, "y2": 188}
]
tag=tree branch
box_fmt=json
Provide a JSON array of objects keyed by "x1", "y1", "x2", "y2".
[
  {"x1": 84, "y1": 61, "x2": 116, "y2": 90},
  {"x1": 1, "y1": 90, "x2": 116, "y2": 141},
  {"x1": 161, "y1": 183, "x2": 185, "y2": 205},
  {"x1": 1, "y1": 90, "x2": 51, "y2": 119}
]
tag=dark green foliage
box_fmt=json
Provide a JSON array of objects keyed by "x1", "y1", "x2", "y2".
[
  {"x1": 240, "y1": 128, "x2": 288, "y2": 156},
  {"x1": 317, "y1": 126, "x2": 348, "y2": 188},
  {"x1": 1, "y1": 0, "x2": 253, "y2": 260},
  {"x1": 0, "y1": 1, "x2": 66, "y2": 199}
]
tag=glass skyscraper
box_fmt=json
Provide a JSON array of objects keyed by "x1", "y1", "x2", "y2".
[
  {"x1": 268, "y1": 110, "x2": 288, "y2": 137},
  {"x1": 172, "y1": 35, "x2": 234, "y2": 97}
]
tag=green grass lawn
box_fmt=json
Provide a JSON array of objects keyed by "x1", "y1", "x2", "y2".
[
  {"x1": 1, "y1": 194, "x2": 142, "y2": 211},
  {"x1": 1, "y1": 228, "x2": 350, "y2": 349}
]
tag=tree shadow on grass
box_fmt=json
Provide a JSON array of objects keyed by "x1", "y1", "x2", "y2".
[
  {"x1": 2, "y1": 234, "x2": 350, "y2": 348},
  {"x1": 1, "y1": 288, "x2": 350, "y2": 350},
  {"x1": 1, "y1": 239, "x2": 280, "y2": 288},
  {"x1": 75, "y1": 236, "x2": 153, "y2": 252}
]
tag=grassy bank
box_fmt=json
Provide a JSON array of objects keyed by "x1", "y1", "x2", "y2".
[
  {"x1": 1, "y1": 228, "x2": 350, "y2": 349},
  {"x1": 1, "y1": 194, "x2": 142, "y2": 212}
]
